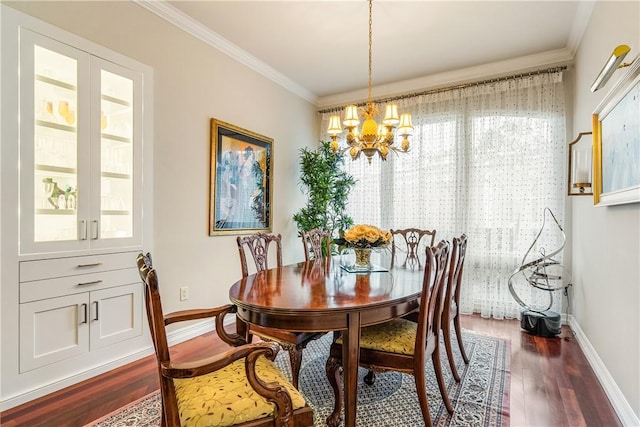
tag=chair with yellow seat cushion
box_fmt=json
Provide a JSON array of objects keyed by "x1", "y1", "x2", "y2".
[
  {"x1": 325, "y1": 241, "x2": 452, "y2": 427},
  {"x1": 301, "y1": 228, "x2": 332, "y2": 261},
  {"x1": 441, "y1": 234, "x2": 470, "y2": 382},
  {"x1": 390, "y1": 227, "x2": 436, "y2": 269},
  {"x1": 136, "y1": 253, "x2": 313, "y2": 427}
]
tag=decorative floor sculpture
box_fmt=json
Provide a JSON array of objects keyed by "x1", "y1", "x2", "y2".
[{"x1": 508, "y1": 208, "x2": 568, "y2": 337}]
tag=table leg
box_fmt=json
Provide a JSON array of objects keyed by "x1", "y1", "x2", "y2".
[{"x1": 343, "y1": 312, "x2": 361, "y2": 427}]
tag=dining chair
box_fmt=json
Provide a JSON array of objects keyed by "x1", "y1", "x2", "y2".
[
  {"x1": 236, "y1": 233, "x2": 324, "y2": 388},
  {"x1": 136, "y1": 253, "x2": 314, "y2": 427},
  {"x1": 301, "y1": 228, "x2": 332, "y2": 261},
  {"x1": 325, "y1": 240, "x2": 453, "y2": 427},
  {"x1": 441, "y1": 234, "x2": 470, "y2": 381},
  {"x1": 390, "y1": 228, "x2": 437, "y2": 268}
]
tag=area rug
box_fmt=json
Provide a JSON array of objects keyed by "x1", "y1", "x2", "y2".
[{"x1": 87, "y1": 331, "x2": 510, "y2": 427}]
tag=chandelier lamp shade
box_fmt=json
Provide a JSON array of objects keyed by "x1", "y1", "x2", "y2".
[{"x1": 328, "y1": 0, "x2": 413, "y2": 163}]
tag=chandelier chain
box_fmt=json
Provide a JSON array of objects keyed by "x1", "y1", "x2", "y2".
[{"x1": 368, "y1": 0, "x2": 373, "y2": 103}]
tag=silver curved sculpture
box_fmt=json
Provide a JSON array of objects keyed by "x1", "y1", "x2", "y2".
[{"x1": 508, "y1": 208, "x2": 566, "y2": 312}]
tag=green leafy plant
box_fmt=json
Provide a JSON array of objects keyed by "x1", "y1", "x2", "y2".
[{"x1": 293, "y1": 141, "x2": 355, "y2": 241}]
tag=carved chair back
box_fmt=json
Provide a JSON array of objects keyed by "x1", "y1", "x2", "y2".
[
  {"x1": 390, "y1": 228, "x2": 436, "y2": 268},
  {"x1": 237, "y1": 233, "x2": 283, "y2": 277},
  {"x1": 301, "y1": 228, "x2": 332, "y2": 261}
]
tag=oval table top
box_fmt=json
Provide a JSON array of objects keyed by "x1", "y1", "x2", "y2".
[{"x1": 229, "y1": 255, "x2": 425, "y2": 332}]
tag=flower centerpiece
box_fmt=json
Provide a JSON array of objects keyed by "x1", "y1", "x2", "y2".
[{"x1": 338, "y1": 224, "x2": 392, "y2": 269}]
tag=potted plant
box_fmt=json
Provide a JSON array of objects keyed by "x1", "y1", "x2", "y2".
[{"x1": 293, "y1": 141, "x2": 355, "y2": 251}]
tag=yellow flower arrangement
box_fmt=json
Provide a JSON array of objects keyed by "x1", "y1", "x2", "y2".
[{"x1": 343, "y1": 224, "x2": 392, "y2": 249}]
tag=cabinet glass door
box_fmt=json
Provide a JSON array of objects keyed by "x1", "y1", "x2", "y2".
[
  {"x1": 20, "y1": 29, "x2": 91, "y2": 254},
  {"x1": 99, "y1": 70, "x2": 133, "y2": 239},
  {"x1": 91, "y1": 58, "x2": 142, "y2": 249},
  {"x1": 19, "y1": 29, "x2": 143, "y2": 255},
  {"x1": 33, "y1": 45, "x2": 79, "y2": 241}
]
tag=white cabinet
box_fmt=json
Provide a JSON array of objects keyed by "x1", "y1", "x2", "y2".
[
  {"x1": 18, "y1": 28, "x2": 143, "y2": 255},
  {"x1": 1, "y1": 5, "x2": 153, "y2": 409},
  {"x1": 19, "y1": 255, "x2": 143, "y2": 373}
]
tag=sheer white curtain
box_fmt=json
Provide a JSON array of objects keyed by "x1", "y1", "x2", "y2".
[{"x1": 320, "y1": 72, "x2": 567, "y2": 319}]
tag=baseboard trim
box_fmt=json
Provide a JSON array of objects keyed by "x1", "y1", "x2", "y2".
[
  {"x1": 166, "y1": 317, "x2": 221, "y2": 346},
  {"x1": 0, "y1": 317, "x2": 227, "y2": 411},
  {"x1": 0, "y1": 346, "x2": 155, "y2": 411},
  {"x1": 568, "y1": 315, "x2": 640, "y2": 426}
]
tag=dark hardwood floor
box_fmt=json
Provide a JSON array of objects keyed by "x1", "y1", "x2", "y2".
[{"x1": 0, "y1": 315, "x2": 622, "y2": 427}]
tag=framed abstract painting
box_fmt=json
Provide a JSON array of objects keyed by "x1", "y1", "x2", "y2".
[
  {"x1": 592, "y1": 58, "x2": 640, "y2": 206},
  {"x1": 209, "y1": 119, "x2": 273, "y2": 235}
]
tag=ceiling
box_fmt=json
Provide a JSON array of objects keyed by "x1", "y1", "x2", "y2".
[{"x1": 141, "y1": 1, "x2": 594, "y2": 107}]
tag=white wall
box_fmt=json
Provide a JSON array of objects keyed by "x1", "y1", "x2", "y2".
[
  {"x1": 5, "y1": 1, "x2": 640, "y2": 421},
  {"x1": 572, "y1": 0, "x2": 640, "y2": 421},
  {"x1": 3, "y1": 0, "x2": 318, "y2": 316}
]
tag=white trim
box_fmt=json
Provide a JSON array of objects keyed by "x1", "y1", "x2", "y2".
[
  {"x1": 0, "y1": 315, "x2": 233, "y2": 411},
  {"x1": 568, "y1": 315, "x2": 640, "y2": 426},
  {"x1": 133, "y1": 0, "x2": 316, "y2": 105},
  {"x1": 0, "y1": 346, "x2": 154, "y2": 411},
  {"x1": 566, "y1": 0, "x2": 596, "y2": 55}
]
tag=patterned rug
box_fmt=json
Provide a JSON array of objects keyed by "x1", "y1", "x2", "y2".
[{"x1": 87, "y1": 331, "x2": 510, "y2": 427}]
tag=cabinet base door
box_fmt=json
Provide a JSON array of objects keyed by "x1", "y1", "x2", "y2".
[
  {"x1": 20, "y1": 293, "x2": 89, "y2": 373},
  {"x1": 89, "y1": 283, "x2": 142, "y2": 350}
]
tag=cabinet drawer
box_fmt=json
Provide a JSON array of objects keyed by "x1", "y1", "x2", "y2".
[
  {"x1": 20, "y1": 268, "x2": 140, "y2": 303},
  {"x1": 20, "y1": 252, "x2": 139, "y2": 282}
]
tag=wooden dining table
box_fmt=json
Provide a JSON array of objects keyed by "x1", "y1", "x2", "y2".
[{"x1": 229, "y1": 253, "x2": 425, "y2": 427}]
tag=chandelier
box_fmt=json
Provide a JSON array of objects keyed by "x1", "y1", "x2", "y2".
[{"x1": 328, "y1": 0, "x2": 413, "y2": 163}]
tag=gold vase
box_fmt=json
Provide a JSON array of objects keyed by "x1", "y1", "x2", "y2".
[{"x1": 354, "y1": 248, "x2": 372, "y2": 269}]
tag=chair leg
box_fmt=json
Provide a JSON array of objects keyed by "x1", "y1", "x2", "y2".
[
  {"x1": 443, "y1": 319, "x2": 461, "y2": 382},
  {"x1": 454, "y1": 314, "x2": 469, "y2": 364},
  {"x1": 288, "y1": 346, "x2": 303, "y2": 389},
  {"x1": 364, "y1": 370, "x2": 376, "y2": 385},
  {"x1": 432, "y1": 343, "x2": 454, "y2": 414},
  {"x1": 414, "y1": 359, "x2": 433, "y2": 427},
  {"x1": 325, "y1": 356, "x2": 343, "y2": 427}
]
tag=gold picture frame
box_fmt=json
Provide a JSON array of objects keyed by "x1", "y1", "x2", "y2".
[
  {"x1": 209, "y1": 119, "x2": 273, "y2": 235},
  {"x1": 592, "y1": 57, "x2": 640, "y2": 206}
]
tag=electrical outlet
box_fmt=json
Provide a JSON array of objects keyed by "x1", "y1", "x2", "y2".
[{"x1": 179, "y1": 286, "x2": 189, "y2": 301}]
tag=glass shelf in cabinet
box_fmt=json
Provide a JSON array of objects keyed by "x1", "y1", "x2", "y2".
[
  {"x1": 101, "y1": 94, "x2": 130, "y2": 107},
  {"x1": 35, "y1": 74, "x2": 76, "y2": 91},
  {"x1": 35, "y1": 165, "x2": 77, "y2": 175},
  {"x1": 101, "y1": 210, "x2": 130, "y2": 216},
  {"x1": 101, "y1": 133, "x2": 131, "y2": 143},
  {"x1": 35, "y1": 208, "x2": 76, "y2": 215},
  {"x1": 36, "y1": 120, "x2": 76, "y2": 133},
  {"x1": 101, "y1": 171, "x2": 131, "y2": 180}
]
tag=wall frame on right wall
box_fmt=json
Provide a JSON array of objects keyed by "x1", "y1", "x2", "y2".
[{"x1": 592, "y1": 57, "x2": 640, "y2": 206}]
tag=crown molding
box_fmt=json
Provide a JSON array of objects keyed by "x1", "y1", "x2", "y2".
[
  {"x1": 317, "y1": 48, "x2": 575, "y2": 109},
  {"x1": 567, "y1": 0, "x2": 596, "y2": 55},
  {"x1": 134, "y1": 0, "x2": 317, "y2": 105}
]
